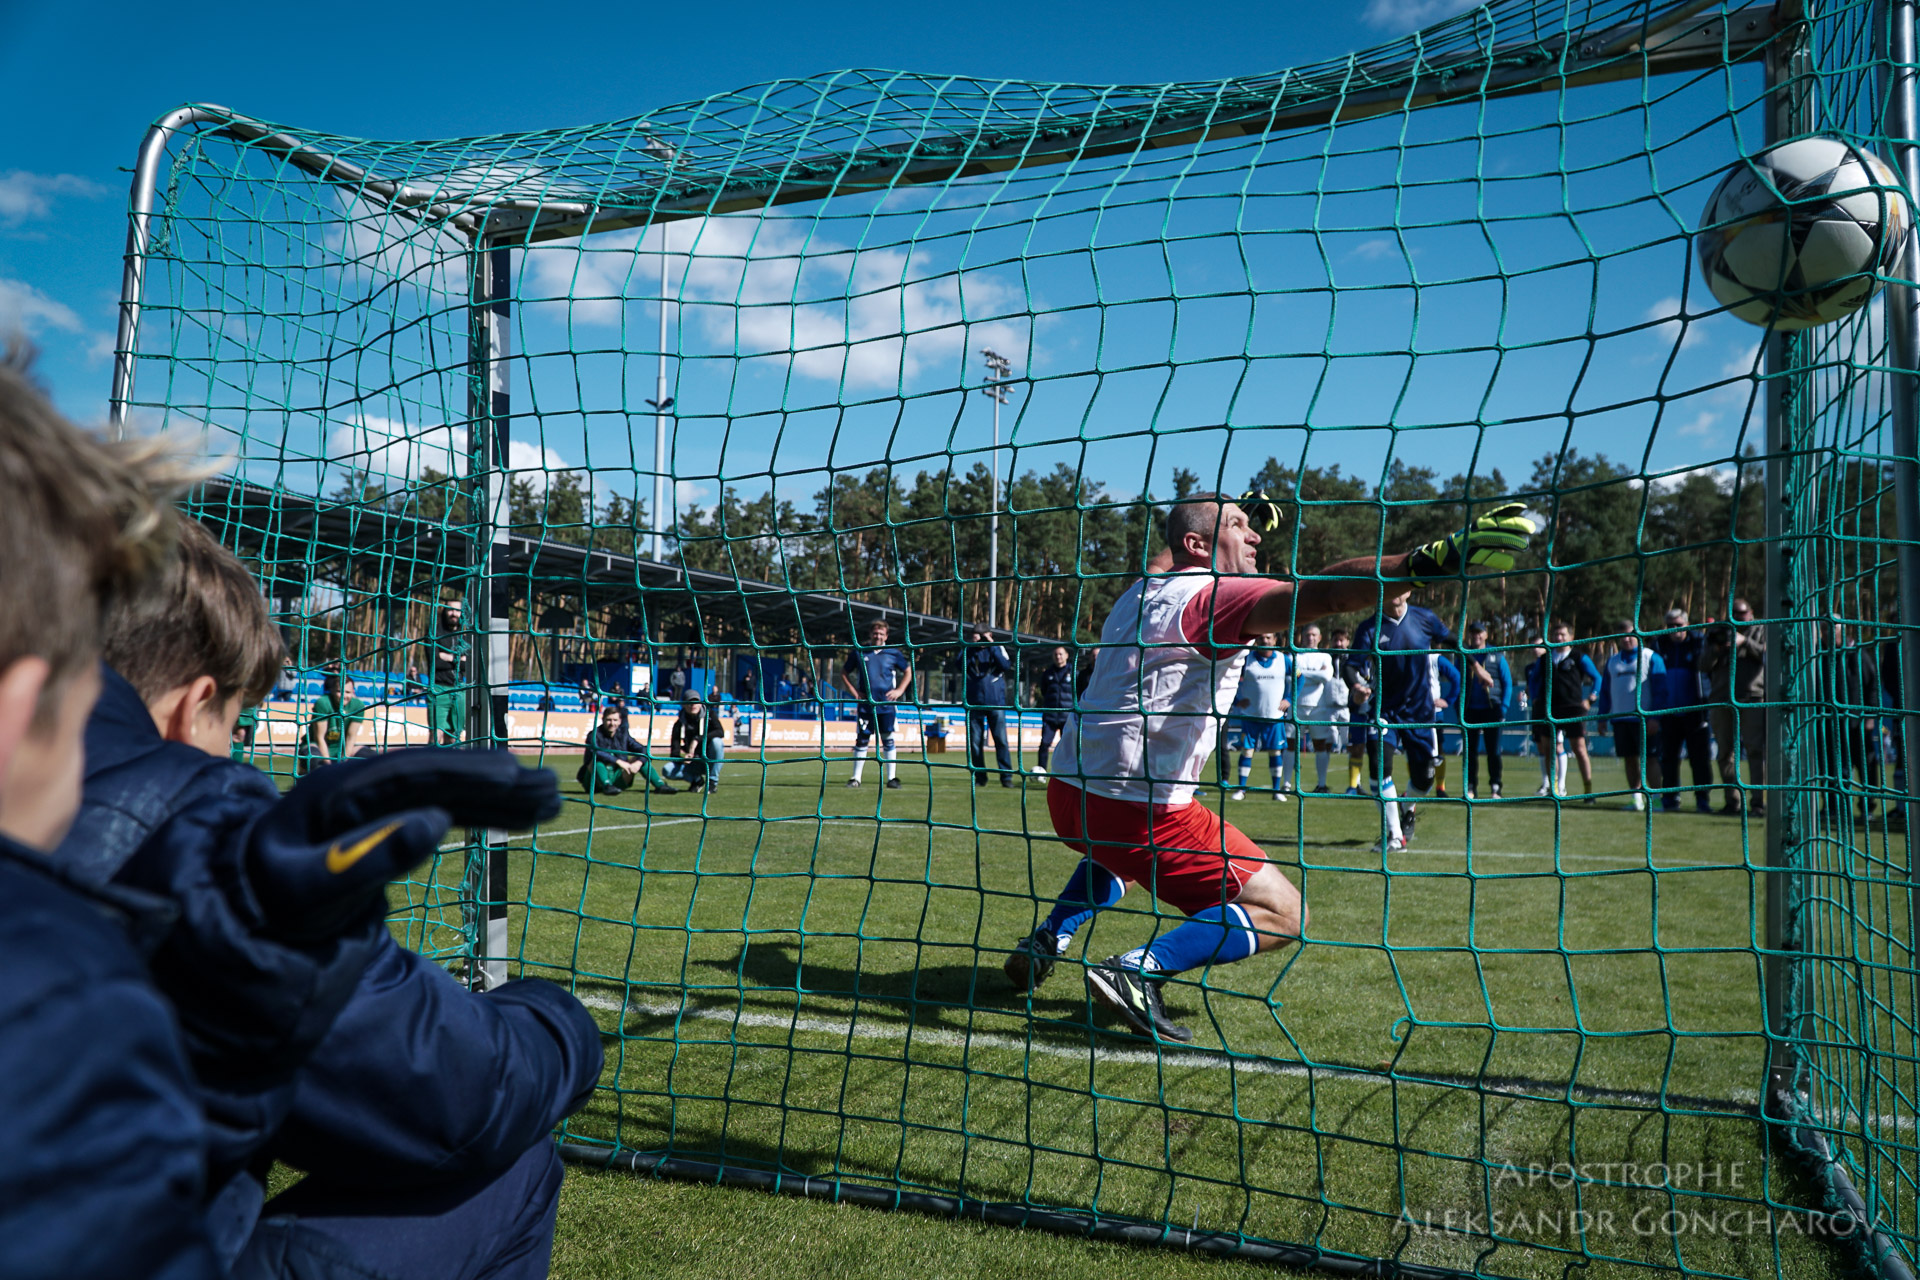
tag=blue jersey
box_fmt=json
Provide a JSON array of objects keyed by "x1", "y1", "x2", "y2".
[
  {"x1": 1350, "y1": 605, "x2": 1456, "y2": 724},
  {"x1": 844, "y1": 646, "x2": 912, "y2": 703}
]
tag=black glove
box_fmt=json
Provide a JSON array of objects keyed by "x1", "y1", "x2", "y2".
[
  {"x1": 1239, "y1": 488, "x2": 1281, "y2": 533},
  {"x1": 247, "y1": 748, "x2": 560, "y2": 941}
]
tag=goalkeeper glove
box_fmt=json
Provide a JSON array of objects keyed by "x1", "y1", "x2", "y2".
[
  {"x1": 247, "y1": 748, "x2": 561, "y2": 941},
  {"x1": 1239, "y1": 488, "x2": 1281, "y2": 533},
  {"x1": 1406, "y1": 502, "x2": 1545, "y2": 584}
]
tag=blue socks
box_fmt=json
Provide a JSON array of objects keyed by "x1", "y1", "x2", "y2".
[
  {"x1": 1044, "y1": 859, "x2": 1127, "y2": 946},
  {"x1": 1119, "y1": 904, "x2": 1262, "y2": 975}
]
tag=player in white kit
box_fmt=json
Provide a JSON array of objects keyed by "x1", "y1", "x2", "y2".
[
  {"x1": 1228, "y1": 635, "x2": 1290, "y2": 800},
  {"x1": 1290, "y1": 623, "x2": 1346, "y2": 793}
]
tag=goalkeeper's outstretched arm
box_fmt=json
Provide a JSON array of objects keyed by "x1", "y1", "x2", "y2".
[{"x1": 1249, "y1": 502, "x2": 1544, "y2": 634}]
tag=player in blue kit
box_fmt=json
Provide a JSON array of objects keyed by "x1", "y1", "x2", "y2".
[
  {"x1": 1229, "y1": 633, "x2": 1291, "y2": 800},
  {"x1": 1349, "y1": 589, "x2": 1456, "y2": 851},
  {"x1": 841, "y1": 619, "x2": 914, "y2": 788}
]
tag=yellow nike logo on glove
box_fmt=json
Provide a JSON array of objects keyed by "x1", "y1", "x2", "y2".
[{"x1": 325, "y1": 821, "x2": 405, "y2": 874}]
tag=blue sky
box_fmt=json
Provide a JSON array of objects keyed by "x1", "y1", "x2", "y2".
[{"x1": 0, "y1": 0, "x2": 1787, "y2": 528}]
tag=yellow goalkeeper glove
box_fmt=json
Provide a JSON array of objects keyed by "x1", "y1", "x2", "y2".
[
  {"x1": 1406, "y1": 502, "x2": 1544, "y2": 584},
  {"x1": 1238, "y1": 489, "x2": 1281, "y2": 533}
]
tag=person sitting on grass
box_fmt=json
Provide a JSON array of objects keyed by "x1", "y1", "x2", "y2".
[
  {"x1": 1004, "y1": 494, "x2": 1542, "y2": 1042},
  {"x1": 669, "y1": 692, "x2": 726, "y2": 792},
  {"x1": 580, "y1": 702, "x2": 676, "y2": 795},
  {"x1": 296, "y1": 662, "x2": 367, "y2": 774},
  {"x1": 55, "y1": 516, "x2": 595, "y2": 1280}
]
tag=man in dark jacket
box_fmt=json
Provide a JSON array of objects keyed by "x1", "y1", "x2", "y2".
[
  {"x1": 1031, "y1": 645, "x2": 1076, "y2": 776},
  {"x1": 1653, "y1": 608, "x2": 1715, "y2": 813},
  {"x1": 58, "y1": 520, "x2": 595, "y2": 1280},
  {"x1": 1701, "y1": 597, "x2": 1767, "y2": 815},
  {"x1": 1823, "y1": 620, "x2": 1883, "y2": 814},
  {"x1": 965, "y1": 630, "x2": 1016, "y2": 787}
]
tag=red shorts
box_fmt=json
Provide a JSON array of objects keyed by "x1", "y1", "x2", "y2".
[{"x1": 1046, "y1": 778, "x2": 1270, "y2": 916}]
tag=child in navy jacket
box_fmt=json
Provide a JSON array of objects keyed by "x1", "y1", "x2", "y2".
[{"x1": 57, "y1": 519, "x2": 591, "y2": 1279}]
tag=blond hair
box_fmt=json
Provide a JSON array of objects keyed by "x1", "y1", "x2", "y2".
[
  {"x1": 0, "y1": 351, "x2": 186, "y2": 705},
  {"x1": 102, "y1": 517, "x2": 283, "y2": 708}
]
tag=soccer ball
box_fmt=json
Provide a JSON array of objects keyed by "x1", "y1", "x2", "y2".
[{"x1": 1695, "y1": 136, "x2": 1910, "y2": 330}]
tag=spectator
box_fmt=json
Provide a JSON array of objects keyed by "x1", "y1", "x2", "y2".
[
  {"x1": 1432, "y1": 653, "x2": 1461, "y2": 797},
  {"x1": 579, "y1": 704, "x2": 676, "y2": 795},
  {"x1": 840, "y1": 621, "x2": 912, "y2": 789},
  {"x1": 1824, "y1": 620, "x2": 1882, "y2": 816},
  {"x1": 964, "y1": 629, "x2": 1016, "y2": 788},
  {"x1": 1599, "y1": 620, "x2": 1666, "y2": 812},
  {"x1": 1228, "y1": 633, "x2": 1290, "y2": 801},
  {"x1": 408, "y1": 597, "x2": 467, "y2": 746},
  {"x1": 1460, "y1": 622, "x2": 1512, "y2": 801},
  {"x1": 577, "y1": 678, "x2": 598, "y2": 714},
  {"x1": 1654, "y1": 608, "x2": 1715, "y2": 813},
  {"x1": 230, "y1": 702, "x2": 258, "y2": 763},
  {"x1": 298, "y1": 663, "x2": 367, "y2": 775},
  {"x1": 1522, "y1": 636, "x2": 1563, "y2": 796},
  {"x1": 1883, "y1": 620, "x2": 1908, "y2": 796},
  {"x1": 1032, "y1": 645, "x2": 1076, "y2": 777},
  {"x1": 1290, "y1": 623, "x2": 1346, "y2": 794},
  {"x1": 1543, "y1": 622, "x2": 1601, "y2": 803},
  {"x1": 1331, "y1": 626, "x2": 1366, "y2": 795},
  {"x1": 670, "y1": 693, "x2": 727, "y2": 793},
  {"x1": 1702, "y1": 597, "x2": 1767, "y2": 815}
]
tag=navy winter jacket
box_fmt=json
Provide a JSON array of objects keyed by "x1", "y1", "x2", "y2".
[
  {"x1": 1654, "y1": 631, "x2": 1712, "y2": 711},
  {"x1": 0, "y1": 833, "x2": 219, "y2": 1280},
  {"x1": 1034, "y1": 662, "x2": 1076, "y2": 712},
  {"x1": 965, "y1": 644, "x2": 1012, "y2": 708},
  {"x1": 58, "y1": 670, "x2": 605, "y2": 1229}
]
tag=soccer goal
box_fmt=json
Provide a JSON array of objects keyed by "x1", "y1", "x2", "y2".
[{"x1": 111, "y1": 1, "x2": 1920, "y2": 1275}]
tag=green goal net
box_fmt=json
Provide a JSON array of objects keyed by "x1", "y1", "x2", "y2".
[{"x1": 114, "y1": 1, "x2": 1920, "y2": 1275}]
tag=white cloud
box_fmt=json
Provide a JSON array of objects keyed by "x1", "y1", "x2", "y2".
[
  {"x1": 325, "y1": 414, "x2": 582, "y2": 496},
  {"x1": 0, "y1": 171, "x2": 105, "y2": 225},
  {"x1": 1675, "y1": 411, "x2": 1719, "y2": 438},
  {"x1": 1642, "y1": 296, "x2": 1712, "y2": 352},
  {"x1": 1348, "y1": 237, "x2": 1401, "y2": 261},
  {"x1": 1361, "y1": 0, "x2": 1479, "y2": 31},
  {"x1": 0, "y1": 277, "x2": 83, "y2": 335},
  {"x1": 523, "y1": 215, "x2": 1029, "y2": 391}
]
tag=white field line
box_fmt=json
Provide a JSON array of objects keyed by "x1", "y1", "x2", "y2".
[
  {"x1": 583, "y1": 994, "x2": 1920, "y2": 1133},
  {"x1": 581, "y1": 993, "x2": 1727, "y2": 1110}
]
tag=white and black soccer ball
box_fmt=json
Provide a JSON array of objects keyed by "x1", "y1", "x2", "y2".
[{"x1": 1695, "y1": 135, "x2": 1911, "y2": 330}]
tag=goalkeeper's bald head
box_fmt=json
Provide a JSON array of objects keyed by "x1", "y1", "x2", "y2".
[{"x1": 1165, "y1": 494, "x2": 1261, "y2": 573}]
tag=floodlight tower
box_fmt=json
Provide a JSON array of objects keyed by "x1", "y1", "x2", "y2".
[
  {"x1": 980, "y1": 348, "x2": 1015, "y2": 631},
  {"x1": 647, "y1": 224, "x2": 674, "y2": 561}
]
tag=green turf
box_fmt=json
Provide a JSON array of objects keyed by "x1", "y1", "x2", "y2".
[{"x1": 375, "y1": 746, "x2": 1891, "y2": 1279}]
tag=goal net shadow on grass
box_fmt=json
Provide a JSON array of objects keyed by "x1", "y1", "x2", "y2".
[{"x1": 122, "y1": 0, "x2": 1920, "y2": 1275}]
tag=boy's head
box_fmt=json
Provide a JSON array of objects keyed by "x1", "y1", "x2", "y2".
[
  {"x1": 0, "y1": 354, "x2": 181, "y2": 849},
  {"x1": 102, "y1": 516, "x2": 283, "y2": 758}
]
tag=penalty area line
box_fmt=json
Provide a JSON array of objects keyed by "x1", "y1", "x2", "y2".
[{"x1": 578, "y1": 994, "x2": 1771, "y2": 1119}]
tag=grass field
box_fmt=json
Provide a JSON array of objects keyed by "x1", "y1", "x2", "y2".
[{"x1": 368, "y1": 744, "x2": 1901, "y2": 1280}]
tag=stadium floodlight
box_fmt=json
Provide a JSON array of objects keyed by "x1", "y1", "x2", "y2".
[
  {"x1": 980, "y1": 348, "x2": 1015, "y2": 632},
  {"x1": 650, "y1": 225, "x2": 673, "y2": 561}
]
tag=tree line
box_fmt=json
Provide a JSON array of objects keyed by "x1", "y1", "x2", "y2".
[{"x1": 321, "y1": 444, "x2": 1900, "y2": 664}]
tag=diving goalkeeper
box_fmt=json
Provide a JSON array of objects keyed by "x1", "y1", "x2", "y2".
[{"x1": 1005, "y1": 493, "x2": 1541, "y2": 1042}]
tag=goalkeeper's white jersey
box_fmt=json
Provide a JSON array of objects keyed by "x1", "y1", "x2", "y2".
[
  {"x1": 1052, "y1": 567, "x2": 1259, "y2": 808},
  {"x1": 1234, "y1": 652, "x2": 1290, "y2": 721},
  {"x1": 1291, "y1": 650, "x2": 1344, "y2": 721}
]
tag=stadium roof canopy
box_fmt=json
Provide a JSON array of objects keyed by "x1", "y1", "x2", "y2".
[{"x1": 192, "y1": 478, "x2": 1056, "y2": 650}]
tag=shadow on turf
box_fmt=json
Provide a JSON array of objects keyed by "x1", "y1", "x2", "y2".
[{"x1": 581, "y1": 937, "x2": 1200, "y2": 1049}]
